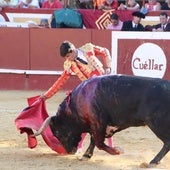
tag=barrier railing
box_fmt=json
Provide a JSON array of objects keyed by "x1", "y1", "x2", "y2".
[{"x1": 0, "y1": 8, "x2": 169, "y2": 28}]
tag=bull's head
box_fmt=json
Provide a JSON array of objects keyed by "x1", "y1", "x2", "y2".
[{"x1": 49, "y1": 98, "x2": 83, "y2": 154}]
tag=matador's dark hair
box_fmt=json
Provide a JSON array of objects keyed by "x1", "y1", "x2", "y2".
[{"x1": 60, "y1": 41, "x2": 75, "y2": 57}]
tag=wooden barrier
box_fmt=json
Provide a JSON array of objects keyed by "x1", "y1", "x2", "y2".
[
  {"x1": 29, "y1": 28, "x2": 92, "y2": 70},
  {"x1": 0, "y1": 28, "x2": 111, "y2": 90},
  {"x1": 0, "y1": 27, "x2": 29, "y2": 69},
  {"x1": 1, "y1": 8, "x2": 170, "y2": 90},
  {"x1": 1, "y1": 8, "x2": 170, "y2": 28}
]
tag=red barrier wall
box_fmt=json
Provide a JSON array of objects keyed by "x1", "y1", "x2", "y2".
[
  {"x1": 1, "y1": 25, "x2": 170, "y2": 90},
  {"x1": 27, "y1": 74, "x2": 81, "y2": 90},
  {"x1": 0, "y1": 28, "x2": 111, "y2": 90},
  {"x1": 0, "y1": 28, "x2": 29, "y2": 69},
  {"x1": 29, "y1": 28, "x2": 92, "y2": 70},
  {"x1": 0, "y1": 74, "x2": 26, "y2": 89}
]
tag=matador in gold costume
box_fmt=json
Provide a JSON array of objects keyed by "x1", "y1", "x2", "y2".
[{"x1": 41, "y1": 40, "x2": 113, "y2": 153}]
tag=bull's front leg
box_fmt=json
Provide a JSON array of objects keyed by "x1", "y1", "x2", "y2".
[
  {"x1": 80, "y1": 135, "x2": 95, "y2": 160},
  {"x1": 96, "y1": 139, "x2": 122, "y2": 155},
  {"x1": 149, "y1": 142, "x2": 170, "y2": 166},
  {"x1": 80, "y1": 134, "x2": 122, "y2": 160},
  {"x1": 94, "y1": 128, "x2": 123, "y2": 155}
]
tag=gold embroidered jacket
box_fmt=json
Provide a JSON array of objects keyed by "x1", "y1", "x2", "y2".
[{"x1": 44, "y1": 43, "x2": 112, "y2": 99}]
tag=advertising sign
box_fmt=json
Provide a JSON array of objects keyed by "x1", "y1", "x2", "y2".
[{"x1": 111, "y1": 32, "x2": 170, "y2": 80}]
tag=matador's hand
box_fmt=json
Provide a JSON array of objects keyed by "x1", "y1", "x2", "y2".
[
  {"x1": 105, "y1": 67, "x2": 111, "y2": 75},
  {"x1": 39, "y1": 94, "x2": 47, "y2": 101}
]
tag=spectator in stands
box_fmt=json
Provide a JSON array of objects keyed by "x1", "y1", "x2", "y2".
[
  {"x1": 98, "y1": 0, "x2": 118, "y2": 10},
  {"x1": 39, "y1": 18, "x2": 50, "y2": 28},
  {"x1": 75, "y1": 0, "x2": 94, "y2": 9},
  {"x1": 118, "y1": 0, "x2": 140, "y2": 11},
  {"x1": 121, "y1": 11, "x2": 145, "y2": 31},
  {"x1": 38, "y1": 0, "x2": 43, "y2": 7},
  {"x1": 0, "y1": 0, "x2": 19, "y2": 8},
  {"x1": 42, "y1": 0, "x2": 63, "y2": 8},
  {"x1": 144, "y1": 0, "x2": 161, "y2": 11},
  {"x1": 152, "y1": 12, "x2": 170, "y2": 31},
  {"x1": 106, "y1": 13, "x2": 123, "y2": 30},
  {"x1": 161, "y1": 0, "x2": 170, "y2": 10},
  {"x1": 93, "y1": 0, "x2": 103, "y2": 9},
  {"x1": 16, "y1": 0, "x2": 40, "y2": 8}
]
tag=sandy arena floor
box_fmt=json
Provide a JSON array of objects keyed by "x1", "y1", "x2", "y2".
[{"x1": 0, "y1": 90, "x2": 170, "y2": 170}]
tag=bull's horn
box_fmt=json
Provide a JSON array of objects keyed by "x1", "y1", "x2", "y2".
[{"x1": 33, "y1": 116, "x2": 52, "y2": 136}]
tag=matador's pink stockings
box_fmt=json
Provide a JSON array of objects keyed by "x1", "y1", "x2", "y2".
[{"x1": 77, "y1": 133, "x2": 114, "y2": 149}]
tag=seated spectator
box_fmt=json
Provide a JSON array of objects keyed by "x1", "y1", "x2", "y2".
[
  {"x1": 144, "y1": 24, "x2": 154, "y2": 31},
  {"x1": 50, "y1": 13, "x2": 56, "y2": 28},
  {"x1": 93, "y1": 0, "x2": 103, "y2": 9},
  {"x1": 121, "y1": 11, "x2": 145, "y2": 31},
  {"x1": 118, "y1": 0, "x2": 140, "y2": 11},
  {"x1": 38, "y1": 0, "x2": 44, "y2": 7},
  {"x1": 42, "y1": 0, "x2": 63, "y2": 8},
  {"x1": 98, "y1": 0, "x2": 118, "y2": 10},
  {"x1": 144, "y1": 0, "x2": 161, "y2": 11},
  {"x1": 16, "y1": 0, "x2": 40, "y2": 8},
  {"x1": 161, "y1": 0, "x2": 170, "y2": 10},
  {"x1": 106, "y1": 13, "x2": 123, "y2": 30},
  {"x1": 152, "y1": 12, "x2": 170, "y2": 32},
  {"x1": 0, "y1": 0, "x2": 19, "y2": 7},
  {"x1": 39, "y1": 18, "x2": 50, "y2": 28},
  {"x1": 75, "y1": 0, "x2": 94, "y2": 9}
]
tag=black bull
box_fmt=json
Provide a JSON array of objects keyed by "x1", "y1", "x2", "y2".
[{"x1": 34, "y1": 75, "x2": 170, "y2": 165}]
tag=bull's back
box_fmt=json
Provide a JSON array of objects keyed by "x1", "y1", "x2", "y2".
[{"x1": 72, "y1": 75, "x2": 170, "y2": 127}]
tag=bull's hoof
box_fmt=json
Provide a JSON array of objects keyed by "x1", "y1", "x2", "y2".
[
  {"x1": 139, "y1": 162, "x2": 157, "y2": 168},
  {"x1": 75, "y1": 148, "x2": 82, "y2": 155},
  {"x1": 78, "y1": 155, "x2": 91, "y2": 161},
  {"x1": 139, "y1": 162, "x2": 150, "y2": 168},
  {"x1": 148, "y1": 163, "x2": 157, "y2": 168},
  {"x1": 113, "y1": 146, "x2": 124, "y2": 155}
]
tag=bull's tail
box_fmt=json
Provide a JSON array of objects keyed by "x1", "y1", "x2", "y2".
[{"x1": 33, "y1": 116, "x2": 52, "y2": 136}]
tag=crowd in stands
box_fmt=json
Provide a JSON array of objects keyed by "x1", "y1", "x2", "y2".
[
  {"x1": 107, "y1": 11, "x2": 170, "y2": 32},
  {"x1": 0, "y1": 0, "x2": 170, "y2": 31},
  {"x1": 0, "y1": 0, "x2": 63, "y2": 9},
  {"x1": 0, "y1": 0, "x2": 169, "y2": 10},
  {"x1": 118, "y1": 0, "x2": 140, "y2": 11}
]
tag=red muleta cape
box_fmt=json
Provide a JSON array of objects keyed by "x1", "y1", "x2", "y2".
[{"x1": 14, "y1": 95, "x2": 67, "y2": 154}]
